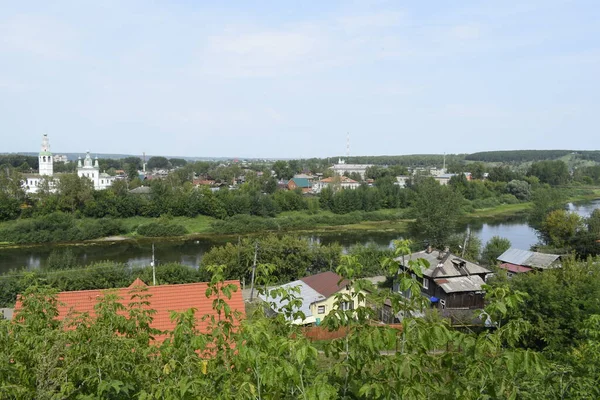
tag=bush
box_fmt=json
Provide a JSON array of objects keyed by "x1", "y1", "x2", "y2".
[
  {"x1": 136, "y1": 222, "x2": 188, "y2": 237},
  {"x1": 0, "y1": 213, "x2": 125, "y2": 244}
]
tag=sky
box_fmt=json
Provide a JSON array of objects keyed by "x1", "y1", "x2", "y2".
[{"x1": 1, "y1": 0, "x2": 599, "y2": 159}]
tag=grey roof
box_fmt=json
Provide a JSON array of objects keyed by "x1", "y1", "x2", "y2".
[
  {"x1": 434, "y1": 275, "x2": 486, "y2": 294},
  {"x1": 497, "y1": 248, "x2": 560, "y2": 269},
  {"x1": 129, "y1": 186, "x2": 152, "y2": 194},
  {"x1": 0, "y1": 308, "x2": 14, "y2": 321},
  {"x1": 258, "y1": 280, "x2": 325, "y2": 321},
  {"x1": 396, "y1": 250, "x2": 491, "y2": 279}
]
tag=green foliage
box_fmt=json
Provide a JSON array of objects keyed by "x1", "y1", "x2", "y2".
[
  {"x1": 507, "y1": 180, "x2": 532, "y2": 201},
  {"x1": 410, "y1": 178, "x2": 464, "y2": 247},
  {"x1": 146, "y1": 156, "x2": 170, "y2": 170},
  {"x1": 528, "y1": 160, "x2": 570, "y2": 186},
  {"x1": 505, "y1": 257, "x2": 600, "y2": 353},
  {"x1": 481, "y1": 236, "x2": 512, "y2": 267},
  {"x1": 539, "y1": 210, "x2": 584, "y2": 247},
  {"x1": 210, "y1": 210, "x2": 401, "y2": 234},
  {"x1": 528, "y1": 188, "x2": 567, "y2": 228},
  {"x1": 200, "y1": 235, "x2": 342, "y2": 283},
  {"x1": 466, "y1": 150, "x2": 573, "y2": 163},
  {"x1": 0, "y1": 213, "x2": 125, "y2": 244},
  {"x1": 6, "y1": 254, "x2": 600, "y2": 398},
  {"x1": 136, "y1": 222, "x2": 188, "y2": 237}
]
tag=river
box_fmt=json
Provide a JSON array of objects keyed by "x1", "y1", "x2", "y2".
[{"x1": 1, "y1": 199, "x2": 598, "y2": 274}]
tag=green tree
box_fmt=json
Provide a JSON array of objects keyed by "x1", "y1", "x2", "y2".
[
  {"x1": 481, "y1": 236, "x2": 512, "y2": 267},
  {"x1": 528, "y1": 160, "x2": 570, "y2": 186},
  {"x1": 539, "y1": 209, "x2": 584, "y2": 247},
  {"x1": 528, "y1": 187, "x2": 566, "y2": 228},
  {"x1": 272, "y1": 160, "x2": 292, "y2": 180},
  {"x1": 56, "y1": 174, "x2": 94, "y2": 212},
  {"x1": 147, "y1": 156, "x2": 170, "y2": 170},
  {"x1": 411, "y1": 178, "x2": 464, "y2": 247}
]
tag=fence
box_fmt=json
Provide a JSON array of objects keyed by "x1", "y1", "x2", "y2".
[{"x1": 301, "y1": 323, "x2": 403, "y2": 342}]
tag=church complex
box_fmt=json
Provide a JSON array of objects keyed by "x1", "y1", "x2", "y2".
[{"x1": 22, "y1": 134, "x2": 115, "y2": 194}]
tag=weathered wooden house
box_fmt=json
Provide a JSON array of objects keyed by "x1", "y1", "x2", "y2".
[{"x1": 395, "y1": 248, "x2": 491, "y2": 310}]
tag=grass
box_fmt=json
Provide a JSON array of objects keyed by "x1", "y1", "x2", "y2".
[{"x1": 117, "y1": 215, "x2": 216, "y2": 236}]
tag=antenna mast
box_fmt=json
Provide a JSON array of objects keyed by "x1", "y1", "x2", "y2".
[{"x1": 346, "y1": 132, "x2": 350, "y2": 159}]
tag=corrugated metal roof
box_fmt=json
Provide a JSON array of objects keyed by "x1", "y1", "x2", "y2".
[
  {"x1": 289, "y1": 178, "x2": 311, "y2": 188},
  {"x1": 497, "y1": 248, "x2": 560, "y2": 269},
  {"x1": 396, "y1": 250, "x2": 491, "y2": 278},
  {"x1": 258, "y1": 280, "x2": 325, "y2": 321},
  {"x1": 434, "y1": 275, "x2": 485, "y2": 293}
]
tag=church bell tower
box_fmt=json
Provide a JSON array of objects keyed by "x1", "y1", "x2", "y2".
[{"x1": 39, "y1": 134, "x2": 53, "y2": 176}]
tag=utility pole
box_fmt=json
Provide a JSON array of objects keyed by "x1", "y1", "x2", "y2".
[
  {"x1": 249, "y1": 242, "x2": 258, "y2": 301},
  {"x1": 461, "y1": 227, "x2": 470, "y2": 258},
  {"x1": 152, "y1": 243, "x2": 156, "y2": 286}
]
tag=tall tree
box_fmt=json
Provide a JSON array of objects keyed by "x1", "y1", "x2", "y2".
[{"x1": 410, "y1": 178, "x2": 463, "y2": 248}]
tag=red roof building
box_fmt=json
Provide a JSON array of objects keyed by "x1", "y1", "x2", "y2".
[
  {"x1": 300, "y1": 271, "x2": 349, "y2": 298},
  {"x1": 16, "y1": 279, "x2": 245, "y2": 342}
]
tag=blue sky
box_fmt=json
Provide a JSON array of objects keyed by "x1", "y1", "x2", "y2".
[{"x1": 1, "y1": 0, "x2": 599, "y2": 158}]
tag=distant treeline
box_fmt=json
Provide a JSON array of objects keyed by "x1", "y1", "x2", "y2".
[
  {"x1": 298, "y1": 154, "x2": 466, "y2": 168},
  {"x1": 465, "y1": 150, "x2": 600, "y2": 163}
]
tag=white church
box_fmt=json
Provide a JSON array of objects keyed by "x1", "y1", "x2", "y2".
[{"x1": 23, "y1": 134, "x2": 115, "y2": 194}]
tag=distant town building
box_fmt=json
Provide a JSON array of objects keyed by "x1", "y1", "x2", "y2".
[
  {"x1": 331, "y1": 158, "x2": 373, "y2": 180},
  {"x1": 395, "y1": 175, "x2": 410, "y2": 188},
  {"x1": 312, "y1": 176, "x2": 360, "y2": 193},
  {"x1": 22, "y1": 134, "x2": 115, "y2": 193},
  {"x1": 22, "y1": 134, "x2": 56, "y2": 194},
  {"x1": 53, "y1": 154, "x2": 69, "y2": 163},
  {"x1": 77, "y1": 151, "x2": 115, "y2": 190}
]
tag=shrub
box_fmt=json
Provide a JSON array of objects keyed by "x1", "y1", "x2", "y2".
[{"x1": 136, "y1": 222, "x2": 188, "y2": 237}]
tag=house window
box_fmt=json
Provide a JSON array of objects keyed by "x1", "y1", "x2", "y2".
[
  {"x1": 342, "y1": 301, "x2": 354, "y2": 311},
  {"x1": 423, "y1": 278, "x2": 429, "y2": 289},
  {"x1": 317, "y1": 305, "x2": 325, "y2": 314}
]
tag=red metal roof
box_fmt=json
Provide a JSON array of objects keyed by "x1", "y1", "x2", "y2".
[
  {"x1": 498, "y1": 263, "x2": 534, "y2": 274},
  {"x1": 15, "y1": 279, "x2": 245, "y2": 342},
  {"x1": 300, "y1": 271, "x2": 349, "y2": 298}
]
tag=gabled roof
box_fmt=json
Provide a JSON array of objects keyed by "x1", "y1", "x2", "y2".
[
  {"x1": 129, "y1": 186, "x2": 152, "y2": 194},
  {"x1": 300, "y1": 271, "x2": 349, "y2": 298},
  {"x1": 497, "y1": 248, "x2": 560, "y2": 269},
  {"x1": 396, "y1": 250, "x2": 491, "y2": 278},
  {"x1": 258, "y1": 280, "x2": 325, "y2": 324},
  {"x1": 289, "y1": 178, "x2": 311, "y2": 188},
  {"x1": 319, "y1": 176, "x2": 358, "y2": 184},
  {"x1": 15, "y1": 279, "x2": 245, "y2": 342}
]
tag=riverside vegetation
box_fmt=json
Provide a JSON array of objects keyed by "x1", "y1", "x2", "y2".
[{"x1": 1, "y1": 156, "x2": 600, "y2": 245}]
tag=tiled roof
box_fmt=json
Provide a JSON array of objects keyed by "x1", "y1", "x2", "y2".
[
  {"x1": 300, "y1": 271, "x2": 349, "y2": 298},
  {"x1": 15, "y1": 279, "x2": 245, "y2": 342}
]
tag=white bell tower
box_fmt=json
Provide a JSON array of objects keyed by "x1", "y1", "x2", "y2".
[{"x1": 39, "y1": 134, "x2": 53, "y2": 176}]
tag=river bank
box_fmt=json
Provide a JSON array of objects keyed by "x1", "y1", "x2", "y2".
[{"x1": 1, "y1": 189, "x2": 598, "y2": 250}]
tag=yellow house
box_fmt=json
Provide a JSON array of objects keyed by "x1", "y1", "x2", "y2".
[{"x1": 301, "y1": 271, "x2": 367, "y2": 325}]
